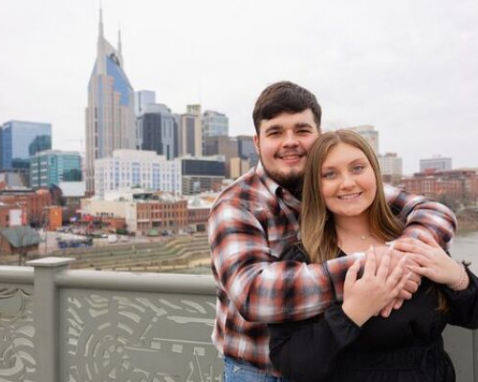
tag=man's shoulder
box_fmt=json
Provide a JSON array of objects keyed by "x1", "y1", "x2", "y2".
[{"x1": 212, "y1": 167, "x2": 273, "y2": 210}]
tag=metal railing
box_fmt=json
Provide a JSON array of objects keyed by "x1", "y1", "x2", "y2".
[
  {"x1": 0, "y1": 258, "x2": 477, "y2": 382},
  {"x1": 1, "y1": 258, "x2": 222, "y2": 382}
]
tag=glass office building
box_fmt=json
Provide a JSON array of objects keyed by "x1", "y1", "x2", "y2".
[
  {"x1": 85, "y1": 9, "x2": 136, "y2": 196},
  {"x1": 0, "y1": 120, "x2": 52, "y2": 171},
  {"x1": 138, "y1": 103, "x2": 178, "y2": 160},
  {"x1": 30, "y1": 150, "x2": 82, "y2": 188}
]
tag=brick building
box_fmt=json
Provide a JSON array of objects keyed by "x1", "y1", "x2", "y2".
[
  {"x1": 401, "y1": 170, "x2": 478, "y2": 206},
  {"x1": 0, "y1": 202, "x2": 25, "y2": 227},
  {"x1": 0, "y1": 189, "x2": 52, "y2": 227},
  {"x1": 135, "y1": 197, "x2": 188, "y2": 234},
  {"x1": 84, "y1": 192, "x2": 189, "y2": 235}
]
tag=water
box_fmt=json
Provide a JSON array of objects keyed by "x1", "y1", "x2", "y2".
[{"x1": 452, "y1": 231, "x2": 478, "y2": 273}]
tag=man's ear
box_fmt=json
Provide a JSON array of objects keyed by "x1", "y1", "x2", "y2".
[{"x1": 253, "y1": 135, "x2": 260, "y2": 155}]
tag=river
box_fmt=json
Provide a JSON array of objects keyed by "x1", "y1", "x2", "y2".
[{"x1": 452, "y1": 231, "x2": 478, "y2": 273}]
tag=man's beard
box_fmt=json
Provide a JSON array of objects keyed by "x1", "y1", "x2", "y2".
[{"x1": 263, "y1": 167, "x2": 304, "y2": 200}]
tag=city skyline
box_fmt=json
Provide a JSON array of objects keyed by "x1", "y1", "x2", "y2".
[{"x1": 0, "y1": 0, "x2": 476, "y2": 174}]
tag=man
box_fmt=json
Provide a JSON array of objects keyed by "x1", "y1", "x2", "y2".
[{"x1": 208, "y1": 81, "x2": 456, "y2": 380}]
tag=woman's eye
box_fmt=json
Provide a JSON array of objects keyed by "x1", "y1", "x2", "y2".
[
  {"x1": 352, "y1": 165, "x2": 364, "y2": 173},
  {"x1": 322, "y1": 172, "x2": 336, "y2": 179}
]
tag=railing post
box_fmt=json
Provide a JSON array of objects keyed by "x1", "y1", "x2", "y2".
[{"x1": 27, "y1": 257, "x2": 75, "y2": 382}]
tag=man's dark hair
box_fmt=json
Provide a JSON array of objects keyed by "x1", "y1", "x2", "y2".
[{"x1": 252, "y1": 81, "x2": 322, "y2": 134}]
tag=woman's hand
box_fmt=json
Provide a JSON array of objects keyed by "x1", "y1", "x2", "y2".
[
  {"x1": 342, "y1": 247, "x2": 409, "y2": 326},
  {"x1": 392, "y1": 233, "x2": 469, "y2": 290}
]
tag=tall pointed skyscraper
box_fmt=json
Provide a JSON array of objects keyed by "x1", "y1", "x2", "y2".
[{"x1": 85, "y1": 8, "x2": 135, "y2": 195}]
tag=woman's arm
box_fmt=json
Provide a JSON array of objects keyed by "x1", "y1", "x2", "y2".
[
  {"x1": 393, "y1": 233, "x2": 478, "y2": 328},
  {"x1": 441, "y1": 267, "x2": 478, "y2": 329},
  {"x1": 269, "y1": 305, "x2": 360, "y2": 382}
]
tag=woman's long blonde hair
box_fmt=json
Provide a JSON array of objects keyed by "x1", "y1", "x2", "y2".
[{"x1": 300, "y1": 129, "x2": 404, "y2": 263}]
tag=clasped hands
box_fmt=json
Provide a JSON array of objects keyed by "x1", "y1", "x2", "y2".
[{"x1": 343, "y1": 232, "x2": 467, "y2": 326}]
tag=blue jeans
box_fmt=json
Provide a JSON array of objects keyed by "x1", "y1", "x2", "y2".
[{"x1": 224, "y1": 356, "x2": 289, "y2": 382}]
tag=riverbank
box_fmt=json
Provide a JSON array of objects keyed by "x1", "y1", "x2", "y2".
[{"x1": 457, "y1": 209, "x2": 478, "y2": 234}]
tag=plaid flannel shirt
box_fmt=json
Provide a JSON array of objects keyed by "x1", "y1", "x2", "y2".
[{"x1": 208, "y1": 162, "x2": 457, "y2": 373}]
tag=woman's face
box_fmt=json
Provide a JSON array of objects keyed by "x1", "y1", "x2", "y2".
[{"x1": 320, "y1": 142, "x2": 377, "y2": 219}]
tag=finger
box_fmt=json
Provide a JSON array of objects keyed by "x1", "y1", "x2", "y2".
[
  {"x1": 405, "y1": 254, "x2": 424, "y2": 285},
  {"x1": 386, "y1": 256, "x2": 405, "y2": 288},
  {"x1": 380, "y1": 300, "x2": 394, "y2": 318},
  {"x1": 416, "y1": 232, "x2": 440, "y2": 248},
  {"x1": 394, "y1": 237, "x2": 424, "y2": 247},
  {"x1": 390, "y1": 248, "x2": 408, "y2": 258},
  {"x1": 345, "y1": 260, "x2": 360, "y2": 288},
  {"x1": 392, "y1": 272, "x2": 412, "y2": 299},
  {"x1": 398, "y1": 288, "x2": 412, "y2": 300},
  {"x1": 404, "y1": 278, "x2": 419, "y2": 294},
  {"x1": 406, "y1": 253, "x2": 431, "y2": 268},
  {"x1": 392, "y1": 241, "x2": 426, "y2": 256},
  {"x1": 393, "y1": 298, "x2": 404, "y2": 310},
  {"x1": 376, "y1": 250, "x2": 390, "y2": 281},
  {"x1": 363, "y1": 247, "x2": 377, "y2": 277},
  {"x1": 407, "y1": 265, "x2": 437, "y2": 280}
]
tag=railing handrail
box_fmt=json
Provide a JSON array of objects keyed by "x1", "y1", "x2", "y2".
[
  {"x1": 0, "y1": 265, "x2": 34, "y2": 284},
  {"x1": 54, "y1": 268, "x2": 216, "y2": 294}
]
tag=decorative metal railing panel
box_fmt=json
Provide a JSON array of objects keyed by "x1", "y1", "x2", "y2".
[
  {"x1": 1, "y1": 259, "x2": 478, "y2": 382},
  {"x1": 0, "y1": 267, "x2": 36, "y2": 382},
  {"x1": 61, "y1": 290, "x2": 221, "y2": 382}
]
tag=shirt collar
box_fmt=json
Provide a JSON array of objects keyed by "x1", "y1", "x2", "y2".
[{"x1": 255, "y1": 161, "x2": 301, "y2": 212}]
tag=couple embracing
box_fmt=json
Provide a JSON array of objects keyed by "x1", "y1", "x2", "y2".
[{"x1": 208, "y1": 82, "x2": 477, "y2": 382}]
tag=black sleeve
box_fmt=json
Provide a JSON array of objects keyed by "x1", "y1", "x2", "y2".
[
  {"x1": 269, "y1": 304, "x2": 361, "y2": 382},
  {"x1": 440, "y1": 266, "x2": 478, "y2": 329}
]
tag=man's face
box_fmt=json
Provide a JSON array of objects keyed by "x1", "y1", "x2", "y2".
[{"x1": 254, "y1": 109, "x2": 320, "y2": 192}]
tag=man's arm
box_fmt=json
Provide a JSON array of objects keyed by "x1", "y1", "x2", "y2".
[
  {"x1": 385, "y1": 184, "x2": 457, "y2": 247},
  {"x1": 209, "y1": 199, "x2": 362, "y2": 323}
]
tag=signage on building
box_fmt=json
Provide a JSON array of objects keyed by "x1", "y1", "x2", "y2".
[{"x1": 9, "y1": 209, "x2": 22, "y2": 226}]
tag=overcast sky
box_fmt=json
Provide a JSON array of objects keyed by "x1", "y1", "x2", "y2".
[{"x1": 0, "y1": 0, "x2": 476, "y2": 174}]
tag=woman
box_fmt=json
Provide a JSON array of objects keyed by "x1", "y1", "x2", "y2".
[{"x1": 269, "y1": 130, "x2": 478, "y2": 382}]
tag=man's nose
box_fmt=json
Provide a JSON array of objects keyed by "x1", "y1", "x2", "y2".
[{"x1": 282, "y1": 131, "x2": 299, "y2": 147}]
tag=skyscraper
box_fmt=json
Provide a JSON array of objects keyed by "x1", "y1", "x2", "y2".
[
  {"x1": 202, "y1": 110, "x2": 229, "y2": 138},
  {"x1": 134, "y1": 90, "x2": 156, "y2": 117},
  {"x1": 237, "y1": 135, "x2": 258, "y2": 166},
  {"x1": 179, "y1": 105, "x2": 202, "y2": 157},
  {"x1": 0, "y1": 120, "x2": 52, "y2": 171},
  {"x1": 85, "y1": 8, "x2": 136, "y2": 196},
  {"x1": 134, "y1": 90, "x2": 156, "y2": 149},
  {"x1": 202, "y1": 110, "x2": 228, "y2": 157},
  {"x1": 139, "y1": 103, "x2": 178, "y2": 160}
]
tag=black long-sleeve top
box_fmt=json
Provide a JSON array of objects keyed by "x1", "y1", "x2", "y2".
[{"x1": 269, "y1": 250, "x2": 478, "y2": 382}]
